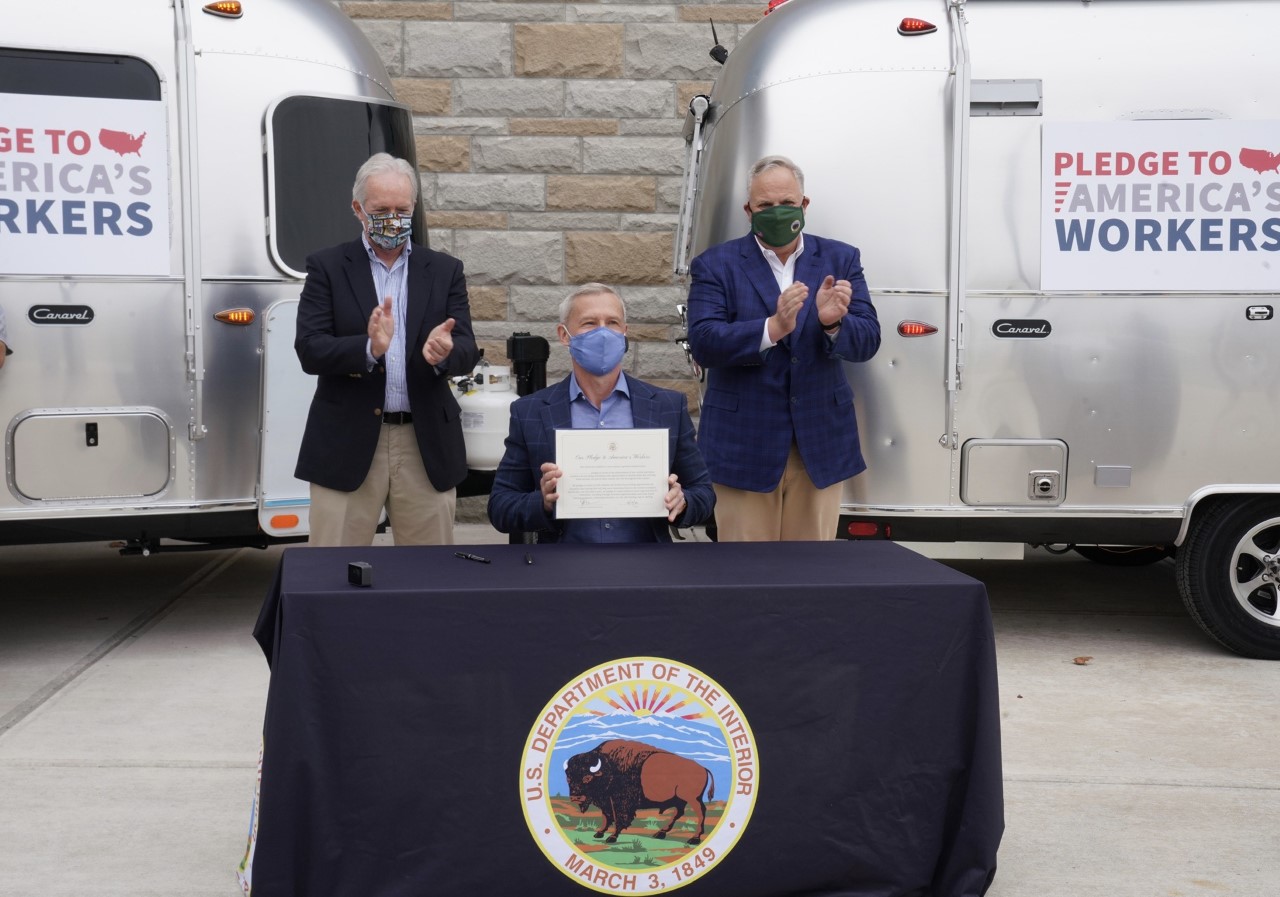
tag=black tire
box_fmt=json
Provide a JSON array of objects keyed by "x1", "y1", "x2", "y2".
[
  {"x1": 1073, "y1": 544, "x2": 1173, "y2": 566},
  {"x1": 1176, "y1": 496, "x2": 1280, "y2": 660}
]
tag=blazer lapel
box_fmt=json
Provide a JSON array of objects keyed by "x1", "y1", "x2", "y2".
[
  {"x1": 793, "y1": 235, "x2": 822, "y2": 336},
  {"x1": 738, "y1": 234, "x2": 783, "y2": 315},
  {"x1": 538, "y1": 379, "x2": 574, "y2": 460},
  {"x1": 628, "y1": 379, "x2": 660, "y2": 429},
  {"x1": 404, "y1": 246, "x2": 432, "y2": 343},
  {"x1": 342, "y1": 240, "x2": 379, "y2": 317}
]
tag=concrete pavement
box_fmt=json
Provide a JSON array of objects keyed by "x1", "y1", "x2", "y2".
[{"x1": 0, "y1": 529, "x2": 1276, "y2": 896}]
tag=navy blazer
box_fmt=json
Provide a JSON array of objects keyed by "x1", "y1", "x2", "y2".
[
  {"x1": 294, "y1": 239, "x2": 478, "y2": 492},
  {"x1": 486, "y1": 375, "x2": 715, "y2": 542},
  {"x1": 686, "y1": 232, "x2": 880, "y2": 492}
]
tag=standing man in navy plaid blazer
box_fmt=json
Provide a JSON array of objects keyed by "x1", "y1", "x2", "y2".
[
  {"x1": 487, "y1": 284, "x2": 714, "y2": 543},
  {"x1": 686, "y1": 155, "x2": 880, "y2": 541}
]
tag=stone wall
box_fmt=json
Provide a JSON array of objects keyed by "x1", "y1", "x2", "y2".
[{"x1": 338, "y1": 0, "x2": 765, "y2": 402}]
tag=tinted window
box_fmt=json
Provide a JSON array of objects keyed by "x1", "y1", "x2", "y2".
[
  {"x1": 0, "y1": 48, "x2": 160, "y2": 100},
  {"x1": 270, "y1": 96, "x2": 423, "y2": 273}
]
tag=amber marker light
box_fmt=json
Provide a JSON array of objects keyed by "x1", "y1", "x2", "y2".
[
  {"x1": 270, "y1": 514, "x2": 300, "y2": 529},
  {"x1": 898, "y1": 17, "x2": 937, "y2": 36},
  {"x1": 214, "y1": 308, "x2": 255, "y2": 325},
  {"x1": 897, "y1": 320, "x2": 938, "y2": 337},
  {"x1": 203, "y1": 1, "x2": 243, "y2": 18}
]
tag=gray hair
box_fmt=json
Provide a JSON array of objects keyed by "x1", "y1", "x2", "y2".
[
  {"x1": 352, "y1": 153, "x2": 417, "y2": 206},
  {"x1": 558, "y1": 283, "x2": 626, "y2": 324},
  {"x1": 748, "y1": 154, "x2": 805, "y2": 194}
]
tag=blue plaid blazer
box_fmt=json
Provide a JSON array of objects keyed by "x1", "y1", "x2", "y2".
[{"x1": 687, "y1": 233, "x2": 880, "y2": 492}]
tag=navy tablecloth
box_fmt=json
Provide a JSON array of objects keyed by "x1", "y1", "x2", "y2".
[{"x1": 250, "y1": 540, "x2": 1003, "y2": 897}]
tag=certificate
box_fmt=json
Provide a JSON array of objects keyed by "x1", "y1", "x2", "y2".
[{"x1": 554, "y1": 428, "x2": 669, "y2": 519}]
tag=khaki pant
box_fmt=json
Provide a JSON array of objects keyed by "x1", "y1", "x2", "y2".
[
  {"x1": 712, "y1": 443, "x2": 843, "y2": 542},
  {"x1": 308, "y1": 422, "x2": 456, "y2": 546}
]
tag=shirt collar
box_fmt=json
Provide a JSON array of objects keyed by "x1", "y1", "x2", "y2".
[
  {"x1": 754, "y1": 231, "x2": 804, "y2": 266},
  {"x1": 568, "y1": 370, "x2": 630, "y2": 403},
  {"x1": 360, "y1": 230, "x2": 412, "y2": 267}
]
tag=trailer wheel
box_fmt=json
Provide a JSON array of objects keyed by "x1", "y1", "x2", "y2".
[
  {"x1": 1176, "y1": 496, "x2": 1280, "y2": 660},
  {"x1": 1073, "y1": 545, "x2": 1172, "y2": 566}
]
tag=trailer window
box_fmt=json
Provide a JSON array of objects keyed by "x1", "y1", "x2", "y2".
[
  {"x1": 268, "y1": 96, "x2": 423, "y2": 275},
  {"x1": 0, "y1": 48, "x2": 160, "y2": 100}
]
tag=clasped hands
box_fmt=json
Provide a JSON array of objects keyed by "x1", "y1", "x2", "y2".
[
  {"x1": 540, "y1": 463, "x2": 687, "y2": 522},
  {"x1": 766, "y1": 275, "x2": 851, "y2": 343},
  {"x1": 368, "y1": 296, "x2": 457, "y2": 365}
]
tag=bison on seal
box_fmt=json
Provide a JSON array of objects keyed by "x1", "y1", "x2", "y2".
[{"x1": 564, "y1": 738, "x2": 715, "y2": 844}]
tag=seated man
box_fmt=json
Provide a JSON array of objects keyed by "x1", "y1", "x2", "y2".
[{"x1": 488, "y1": 283, "x2": 714, "y2": 542}]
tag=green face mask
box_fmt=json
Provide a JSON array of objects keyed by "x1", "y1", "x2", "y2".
[{"x1": 751, "y1": 204, "x2": 805, "y2": 247}]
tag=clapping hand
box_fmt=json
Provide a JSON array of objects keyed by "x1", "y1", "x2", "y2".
[{"x1": 815, "y1": 275, "x2": 852, "y2": 328}]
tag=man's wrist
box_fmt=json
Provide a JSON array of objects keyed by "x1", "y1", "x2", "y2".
[{"x1": 822, "y1": 320, "x2": 842, "y2": 334}]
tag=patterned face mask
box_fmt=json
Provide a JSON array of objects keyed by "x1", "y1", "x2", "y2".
[{"x1": 362, "y1": 205, "x2": 413, "y2": 250}]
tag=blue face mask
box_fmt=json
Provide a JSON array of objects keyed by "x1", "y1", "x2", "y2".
[{"x1": 567, "y1": 326, "x2": 627, "y2": 376}]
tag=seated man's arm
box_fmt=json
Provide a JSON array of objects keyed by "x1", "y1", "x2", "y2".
[
  {"x1": 670, "y1": 395, "x2": 715, "y2": 528},
  {"x1": 487, "y1": 408, "x2": 558, "y2": 535}
]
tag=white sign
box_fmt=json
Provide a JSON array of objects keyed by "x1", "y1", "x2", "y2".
[
  {"x1": 554, "y1": 428, "x2": 669, "y2": 519},
  {"x1": 1042, "y1": 120, "x2": 1280, "y2": 291},
  {"x1": 0, "y1": 92, "x2": 170, "y2": 275}
]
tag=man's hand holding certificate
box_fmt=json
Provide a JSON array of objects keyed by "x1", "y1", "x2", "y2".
[{"x1": 545, "y1": 429, "x2": 683, "y2": 520}]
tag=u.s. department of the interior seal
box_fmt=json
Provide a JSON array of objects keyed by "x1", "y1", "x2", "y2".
[{"x1": 521, "y1": 657, "x2": 758, "y2": 894}]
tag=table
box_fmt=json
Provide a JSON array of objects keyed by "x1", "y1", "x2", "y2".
[{"x1": 246, "y1": 541, "x2": 1003, "y2": 897}]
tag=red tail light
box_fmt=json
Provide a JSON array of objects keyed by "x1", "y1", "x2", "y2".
[
  {"x1": 765, "y1": 0, "x2": 792, "y2": 14},
  {"x1": 897, "y1": 321, "x2": 939, "y2": 337},
  {"x1": 898, "y1": 17, "x2": 937, "y2": 35}
]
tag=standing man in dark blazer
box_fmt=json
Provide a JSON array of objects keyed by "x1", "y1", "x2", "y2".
[
  {"x1": 687, "y1": 155, "x2": 880, "y2": 541},
  {"x1": 295, "y1": 153, "x2": 478, "y2": 546},
  {"x1": 487, "y1": 284, "x2": 714, "y2": 542}
]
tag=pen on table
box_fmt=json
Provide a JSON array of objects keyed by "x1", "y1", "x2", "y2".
[
  {"x1": 454, "y1": 551, "x2": 490, "y2": 564},
  {"x1": 524, "y1": 552, "x2": 534, "y2": 565}
]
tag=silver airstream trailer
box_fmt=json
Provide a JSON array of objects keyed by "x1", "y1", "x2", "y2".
[
  {"x1": 0, "y1": 0, "x2": 421, "y2": 550},
  {"x1": 677, "y1": 0, "x2": 1280, "y2": 657}
]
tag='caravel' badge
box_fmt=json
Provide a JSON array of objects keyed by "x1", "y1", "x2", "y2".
[{"x1": 521, "y1": 657, "x2": 758, "y2": 894}]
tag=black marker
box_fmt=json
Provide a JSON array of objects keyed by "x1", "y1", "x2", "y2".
[{"x1": 454, "y1": 551, "x2": 490, "y2": 564}]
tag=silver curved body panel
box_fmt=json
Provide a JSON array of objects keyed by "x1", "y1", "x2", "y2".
[
  {"x1": 685, "y1": 0, "x2": 1280, "y2": 536},
  {"x1": 0, "y1": 0, "x2": 402, "y2": 543}
]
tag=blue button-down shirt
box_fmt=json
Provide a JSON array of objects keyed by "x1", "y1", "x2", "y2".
[
  {"x1": 362, "y1": 234, "x2": 411, "y2": 413},
  {"x1": 559, "y1": 371, "x2": 658, "y2": 543}
]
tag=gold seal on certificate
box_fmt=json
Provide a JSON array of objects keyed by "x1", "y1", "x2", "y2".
[{"x1": 554, "y1": 428, "x2": 669, "y2": 519}]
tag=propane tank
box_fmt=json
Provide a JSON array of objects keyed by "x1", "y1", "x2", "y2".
[{"x1": 454, "y1": 357, "x2": 517, "y2": 471}]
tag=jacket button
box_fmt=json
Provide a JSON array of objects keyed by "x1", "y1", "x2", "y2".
[{"x1": 375, "y1": 408, "x2": 383, "y2": 417}]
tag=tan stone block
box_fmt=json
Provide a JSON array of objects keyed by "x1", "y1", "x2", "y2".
[
  {"x1": 547, "y1": 176, "x2": 655, "y2": 212},
  {"x1": 510, "y1": 119, "x2": 620, "y2": 137},
  {"x1": 341, "y1": 2, "x2": 452, "y2": 20},
  {"x1": 467, "y1": 286, "x2": 509, "y2": 322},
  {"x1": 476, "y1": 339, "x2": 511, "y2": 367},
  {"x1": 676, "y1": 81, "x2": 714, "y2": 117},
  {"x1": 393, "y1": 78, "x2": 451, "y2": 115},
  {"x1": 415, "y1": 135, "x2": 470, "y2": 173},
  {"x1": 622, "y1": 323, "x2": 671, "y2": 342},
  {"x1": 677, "y1": 5, "x2": 762, "y2": 25},
  {"x1": 425, "y1": 211, "x2": 508, "y2": 229},
  {"x1": 565, "y1": 232, "x2": 674, "y2": 285},
  {"x1": 515, "y1": 24, "x2": 623, "y2": 78},
  {"x1": 646, "y1": 378, "x2": 702, "y2": 410}
]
